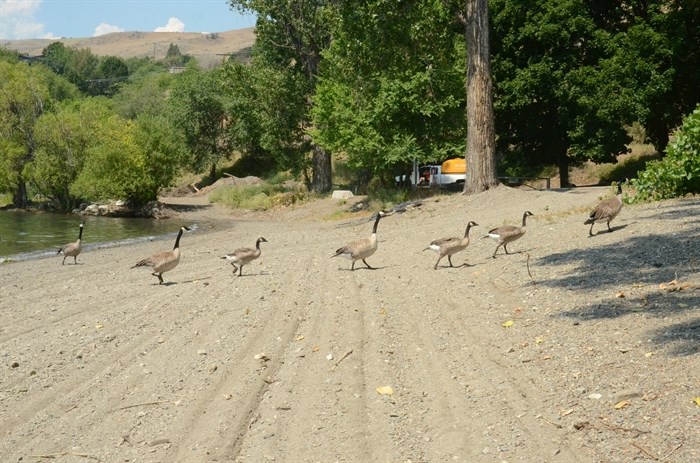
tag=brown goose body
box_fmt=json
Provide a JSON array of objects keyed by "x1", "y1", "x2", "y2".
[
  {"x1": 486, "y1": 211, "x2": 533, "y2": 258},
  {"x1": 57, "y1": 222, "x2": 84, "y2": 265},
  {"x1": 132, "y1": 226, "x2": 190, "y2": 284},
  {"x1": 425, "y1": 221, "x2": 478, "y2": 269},
  {"x1": 584, "y1": 183, "x2": 623, "y2": 236},
  {"x1": 332, "y1": 211, "x2": 387, "y2": 270},
  {"x1": 222, "y1": 237, "x2": 268, "y2": 276}
]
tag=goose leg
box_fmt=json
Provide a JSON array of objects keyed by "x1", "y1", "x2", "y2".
[
  {"x1": 62, "y1": 256, "x2": 67, "y2": 265},
  {"x1": 447, "y1": 255, "x2": 454, "y2": 267},
  {"x1": 230, "y1": 263, "x2": 239, "y2": 274},
  {"x1": 492, "y1": 244, "x2": 502, "y2": 258},
  {"x1": 607, "y1": 221, "x2": 612, "y2": 232},
  {"x1": 434, "y1": 256, "x2": 443, "y2": 270},
  {"x1": 362, "y1": 259, "x2": 374, "y2": 269},
  {"x1": 73, "y1": 256, "x2": 78, "y2": 264},
  {"x1": 589, "y1": 223, "x2": 595, "y2": 236},
  {"x1": 351, "y1": 261, "x2": 356, "y2": 271},
  {"x1": 153, "y1": 272, "x2": 164, "y2": 284},
  {"x1": 504, "y1": 243, "x2": 510, "y2": 255},
  {"x1": 238, "y1": 265, "x2": 244, "y2": 277}
]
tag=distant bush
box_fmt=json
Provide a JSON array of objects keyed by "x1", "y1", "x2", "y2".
[
  {"x1": 631, "y1": 106, "x2": 700, "y2": 202},
  {"x1": 208, "y1": 182, "x2": 307, "y2": 210}
]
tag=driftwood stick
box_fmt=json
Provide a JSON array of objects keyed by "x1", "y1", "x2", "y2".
[
  {"x1": 31, "y1": 451, "x2": 99, "y2": 460},
  {"x1": 526, "y1": 253, "x2": 536, "y2": 286},
  {"x1": 631, "y1": 441, "x2": 658, "y2": 460},
  {"x1": 110, "y1": 400, "x2": 170, "y2": 412},
  {"x1": 539, "y1": 415, "x2": 563, "y2": 429},
  {"x1": 661, "y1": 442, "x2": 683, "y2": 461},
  {"x1": 332, "y1": 349, "x2": 354, "y2": 370}
]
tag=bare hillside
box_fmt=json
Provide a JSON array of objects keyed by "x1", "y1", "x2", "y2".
[{"x1": 1, "y1": 28, "x2": 255, "y2": 68}]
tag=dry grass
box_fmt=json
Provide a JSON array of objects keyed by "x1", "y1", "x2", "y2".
[{"x1": 1, "y1": 28, "x2": 255, "y2": 68}]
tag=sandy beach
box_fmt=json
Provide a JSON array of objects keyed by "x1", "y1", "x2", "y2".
[{"x1": 1, "y1": 185, "x2": 698, "y2": 462}]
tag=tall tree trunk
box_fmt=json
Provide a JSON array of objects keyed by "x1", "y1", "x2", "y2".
[
  {"x1": 558, "y1": 154, "x2": 570, "y2": 188},
  {"x1": 311, "y1": 145, "x2": 332, "y2": 193},
  {"x1": 13, "y1": 178, "x2": 28, "y2": 209},
  {"x1": 463, "y1": 0, "x2": 499, "y2": 194},
  {"x1": 209, "y1": 163, "x2": 217, "y2": 185}
]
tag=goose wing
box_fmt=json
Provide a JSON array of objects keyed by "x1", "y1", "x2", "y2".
[
  {"x1": 586, "y1": 197, "x2": 619, "y2": 222},
  {"x1": 488, "y1": 225, "x2": 519, "y2": 237},
  {"x1": 133, "y1": 250, "x2": 171, "y2": 268},
  {"x1": 333, "y1": 237, "x2": 371, "y2": 257},
  {"x1": 224, "y1": 246, "x2": 256, "y2": 262},
  {"x1": 430, "y1": 236, "x2": 460, "y2": 247}
]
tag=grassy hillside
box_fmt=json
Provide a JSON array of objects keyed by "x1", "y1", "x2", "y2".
[{"x1": 1, "y1": 28, "x2": 255, "y2": 68}]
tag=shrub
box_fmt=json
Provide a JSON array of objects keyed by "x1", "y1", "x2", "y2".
[
  {"x1": 631, "y1": 106, "x2": 700, "y2": 202},
  {"x1": 208, "y1": 182, "x2": 308, "y2": 211}
]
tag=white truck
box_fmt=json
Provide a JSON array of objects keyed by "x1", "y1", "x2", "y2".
[{"x1": 395, "y1": 158, "x2": 466, "y2": 188}]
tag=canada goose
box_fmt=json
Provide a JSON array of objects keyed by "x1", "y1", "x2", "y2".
[
  {"x1": 485, "y1": 211, "x2": 533, "y2": 258},
  {"x1": 221, "y1": 236, "x2": 268, "y2": 276},
  {"x1": 332, "y1": 211, "x2": 388, "y2": 270},
  {"x1": 425, "y1": 221, "x2": 478, "y2": 269},
  {"x1": 584, "y1": 183, "x2": 623, "y2": 236},
  {"x1": 57, "y1": 221, "x2": 84, "y2": 265},
  {"x1": 132, "y1": 226, "x2": 190, "y2": 284}
]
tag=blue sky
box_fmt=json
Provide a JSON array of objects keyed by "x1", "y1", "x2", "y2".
[{"x1": 0, "y1": 0, "x2": 257, "y2": 40}]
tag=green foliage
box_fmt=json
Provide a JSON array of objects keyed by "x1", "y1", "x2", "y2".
[
  {"x1": 311, "y1": 0, "x2": 466, "y2": 177},
  {"x1": 70, "y1": 116, "x2": 146, "y2": 203},
  {"x1": 219, "y1": 60, "x2": 310, "y2": 175},
  {"x1": 632, "y1": 106, "x2": 700, "y2": 202},
  {"x1": 228, "y1": 0, "x2": 335, "y2": 192},
  {"x1": 490, "y1": 0, "x2": 679, "y2": 185},
  {"x1": 208, "y1": 182, "x2": 307, "y2": 210},
  {"x1": 112, "y1": 70, "x2": 172, "y2": 119},
  {"x1": 0, "y1": 138, "x2": 24, "y2": 193},
  {"x1": 67, "y1": 110, "x2": 187, "y2": 207},
  {"x1": 0, "y1": 47, "x2": 20, "y2": 63},
  {"x1": 162, "y1": 43, "x2": 190, "y2": 67},
  {"x1": 168, "y1": 66, "x2": 228, "y2": 180},
  {"x1": 0, "y1": 61, "x2": 78, "y2": 206},
  {"x1": 24, "y1": 98, "x2": 113, "y2": 209}
]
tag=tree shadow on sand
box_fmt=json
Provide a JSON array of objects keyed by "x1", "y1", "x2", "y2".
[{"x1": 535, "y1": 204, "x2": 699, "y2": 356}]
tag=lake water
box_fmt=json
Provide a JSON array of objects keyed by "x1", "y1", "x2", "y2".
[{"x1": 0, "y1": 211, "x2": 193, "y2": 262}]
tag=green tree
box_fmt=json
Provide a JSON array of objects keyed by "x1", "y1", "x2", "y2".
[
  {"x1": 112, "y1": 70, "x2": 172, "y2": 119},
  {"x1": 490, "y1": 0, "x2": 683, "y2": 187},
  {"x1": 228, "y1": 0, "x2": 334, "y2": 192},
  {"x1": 312, "y1": 0, "x2": 466, "y2": 180},
  {"x1": 70, "y1": 113, "x2": 186, "y2": 206},
  {"x1": 0, "y1": 47, "x2": 20, "y2": 63},
  {"x1": 0, "y1": 61, "x2": 78, "y2": 207},
  {"x1": 220, "y1": 58, "x2": 310, "y2": 177},
  {"x1": 24, "y1": 98, "x2": 113, "y2": 210},
  {"x1": 168, "y1": 66, "x2": 229, "y2": 182},
  {"x1": 632, "y1": 105, "x2": 700, "y2": 201},
  {"x1": 85, "y1": 56, "x2": 130, "y2": 96},
  {"x1": 162, "y1": 43, "x2": 190, "y2": 68}
]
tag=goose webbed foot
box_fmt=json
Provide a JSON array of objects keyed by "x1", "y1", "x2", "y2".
[{"x1": 362, "y1": 259, "x2": 374, "y2": 270}]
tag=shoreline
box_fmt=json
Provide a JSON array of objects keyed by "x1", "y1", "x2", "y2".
[{"x1": 0, "y1": 196, "x2": 228, "y2": 263}]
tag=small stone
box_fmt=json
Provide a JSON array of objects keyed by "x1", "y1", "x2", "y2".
[
  {"x1": 614, "y1": 389, "x2": 642, "y2": 402},
  {"x1": 197, "y1": 350, "x2": 207, "y2": 355},
  {"x1": 10, "y1": 361, "x2": 19, "y2": 368}
]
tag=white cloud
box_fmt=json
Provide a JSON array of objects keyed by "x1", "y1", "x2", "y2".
[
  {"x1": 154, "y1": 17, "x2": 185, "y2": 33},
  {"x1": 0, "y1": 0, "x2": 57, "y2": 39},
  {"x1": 94, "y1": 22, "x2": 124, "y2": 37},
  {"x1": 2, "y1": 0, "x2": 41, "y2": 15}
]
